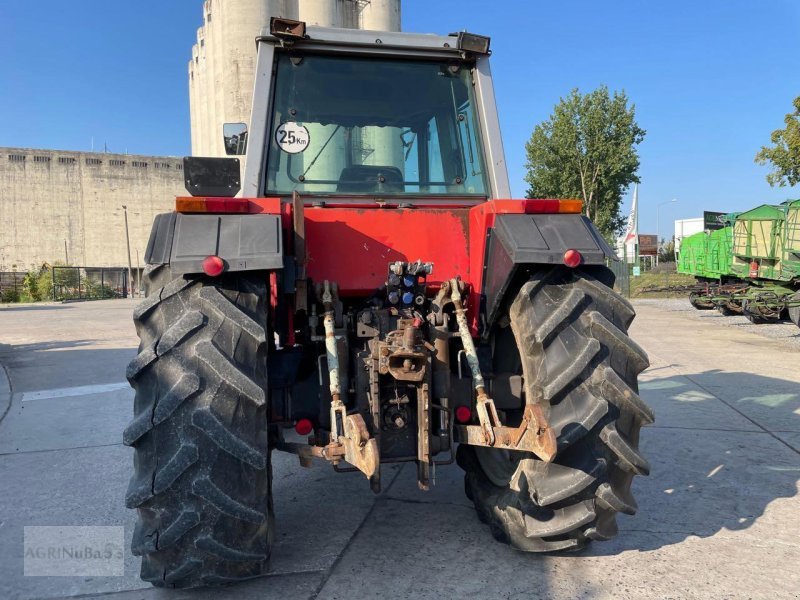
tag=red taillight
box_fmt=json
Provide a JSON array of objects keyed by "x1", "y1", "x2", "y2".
[
  {"x1": 295, "y1": 418, "x2": 313, "y2": 436},
  {"x1": 202, "y1": 255, "x2": 225, "y2": 277},
  {"x1": 563, "y1": 249, "x2": 582, "y2": 268},
  {"x1": 520, "y1": 199, "x2": 583, "y2": 214},
  {"x1": 455, "y1": 406, "x2": 472, "y2": 424}
]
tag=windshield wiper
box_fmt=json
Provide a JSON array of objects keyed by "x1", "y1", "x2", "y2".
[{"x1": 401, "y1": 128, "x2": 417, "y2": 161}]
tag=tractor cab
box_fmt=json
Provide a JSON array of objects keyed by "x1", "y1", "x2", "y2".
[{"x1": 236, "y1": 20, "x2": 509, "y2": 202}]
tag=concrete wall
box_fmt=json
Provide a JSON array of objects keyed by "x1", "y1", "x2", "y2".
[
  {"x1": 0, "y1": 148, "x2": 185, "y2": 270},
  {"x1": 189, "y1": 0, "x2": 402, "y2": 157}
]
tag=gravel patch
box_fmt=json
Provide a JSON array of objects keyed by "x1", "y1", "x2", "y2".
[{"x1": 632, "y1": 297, "x2": 800, "y2": 352}]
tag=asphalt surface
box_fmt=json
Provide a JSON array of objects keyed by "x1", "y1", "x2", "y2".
[{"x1": 0, "y1": 297, "x2": 799, "y2": 600}]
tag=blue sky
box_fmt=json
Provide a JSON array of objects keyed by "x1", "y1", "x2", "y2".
[{"x1": 1, "y1": 0, "x2": 798, "y2": 237}]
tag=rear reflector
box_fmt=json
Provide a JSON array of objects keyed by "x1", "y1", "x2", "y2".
[
  {"x1": 455, "y1": 406, "x2": 472, "y2": 424},
  {"x1": 202, "y1": 255, "x2": 225, "y2": 277},
  {"x1": 176, "y1": 196, "x2": 250, "y2": 213},
  {"x1": 563, "y1": 249, "x2": 583, "y2": 268},
  {"x1": 295, "y1": 418, "x2": 313, "y2": 436}
]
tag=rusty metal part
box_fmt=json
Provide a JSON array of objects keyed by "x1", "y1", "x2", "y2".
[
  {"x1": 277, "y1": 441, "x2": 345, "y2": 461},
  {"x1": 475, "y1": 390, "x2": 501, "y2": 445},
  {"x1": 430, "y1": 315, "x2": 451, "y2": 439},
  {"x1": 277, "y1": 417, "x2": 379, "y2": 481},
  {"x1": 449, "y1": 278, "x2": 485, "y2": 390},
  {"x1": 368, "y1": 338, "x2": 382, "y2": 461},
  {"x1": 455, "y1": 404, "x2": 557, "y2": 462},
  {"x1": 378, "y1": 319, "x2": 430, "y2": 383},
  {"x1": 417, "y1": 382, "x2": 431, "y2": 490},
  {"x1": 378, "y1": 317, "x2": 435, "y2": 489},
  {"x1": 445, "y1": 276, "x2": 556, "y2": 462},
  {"x1": 339, "y1": 413, "x2": 380, "y2": 480},
  {"x1": 314, "y1": 280, "x2": 381, "y2": 484},
  {"x1": 384, "y1": 349, "x2": 427, "y2": 381},
  {"x1": 321, "y1": 280, "x2": 342, "y2": 444},
  {"x1": 449, "y1": 277, "x2": 501, "y2": 446}
]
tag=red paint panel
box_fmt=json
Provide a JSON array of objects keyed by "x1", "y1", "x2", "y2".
[
  {"x1": 303, "y1": 208, "x2": 471, "y2": 294},
  {"x1": 193, "y1": 196, "x2": 575, "y2": 335}
]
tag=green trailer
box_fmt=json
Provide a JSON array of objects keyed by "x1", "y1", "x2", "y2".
[
  {"x1": 783, "y1": 200, "x2": 800, "y2": 326},
  {"x1": 678, "y1": 224, "x2": 739, "y2": 310},
  {"x1": 671, "y1": 201, "x2": 799, "y2": 325},
  {"x1": 677, "y1": 227, "x2": 735, "y2": 280},
  {"x1": 727, "y1": 203, "x2": 800, "y2": 322},
  {"x1": 731, "y1": 204, "x2": 788, "y2": 281},
  {"x1": 781, "y1": 199, "x2": 800, "y2": 279},
  {"x1": 677, "y1": 230, "x2": 708, "y2": 277}
]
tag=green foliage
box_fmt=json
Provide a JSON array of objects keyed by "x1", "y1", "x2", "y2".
[
  {"x1": 630, "y1": 270, "x2": 695, "y2": 298},
  {"x1": 658, "y1": 238, "x2": 676, "y2": 263},
  {"x1": 2, "y1": 264, "x2": 63, "y2": 303},
  {"x1": 525, "y1": 86, "x2": 646, "y2": 237},
  {"x1": 21, "y1": 271, "x2": 42, "y2": 302},
  {"x1": 1, "y1": 289, "x2": 19, "y2": 303},
  {"x1": 36, "y1": 268, "x2": 54, "y2": 301},
  {"x1": 755, "y1": 96, "x2": 800, "y2": 187}
]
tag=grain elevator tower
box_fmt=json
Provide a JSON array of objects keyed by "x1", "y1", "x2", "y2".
[{"x1": 189, "y1": 0, "x2": 401, "y2": 157}]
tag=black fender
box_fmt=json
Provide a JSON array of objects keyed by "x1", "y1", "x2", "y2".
[
  {"x1": 144, "y1": 212, "x2": 283, "y2": 275},
  {"x1": 482, "y1": 214, "x2": 616, "y2": 327}
]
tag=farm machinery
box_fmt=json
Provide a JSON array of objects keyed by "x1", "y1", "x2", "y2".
[
  {"x1": 124, "y1": 21, "x2": 653, "y2": 588},
  {"x1": 677, "y1": 201, "x2": 800, "y2": 326}
]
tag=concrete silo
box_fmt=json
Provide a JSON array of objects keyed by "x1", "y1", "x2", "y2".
[{"x1": 189, "y1": 0, "x2": 402, "y2": 157}]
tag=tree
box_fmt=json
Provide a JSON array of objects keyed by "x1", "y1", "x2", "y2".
[
  {"x1": 755, "y1": 95, "x2": 800, "y2": 187},
  {"x1": 658, "y1": 237, "x2": 675, "y2": 264},
  {"x1": 525, "y1": 86, "x2": 645, "y2": 237}
]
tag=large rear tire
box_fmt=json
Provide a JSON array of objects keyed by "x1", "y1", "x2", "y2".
[
  {"x1": 457, "y1": 267, "x2": 653, "y2": 551},
  {"x1": 124, "y1": 265, "x2": 272, "y2": 588}
]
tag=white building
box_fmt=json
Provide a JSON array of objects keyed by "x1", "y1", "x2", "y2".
[{"x1": 674, "y1": 217, "x2": 704, "y2": 253}]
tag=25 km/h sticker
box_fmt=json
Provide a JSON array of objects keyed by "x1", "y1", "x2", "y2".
[{"x1": 275, "y1": 122, "x2": 310, "y2": 154}]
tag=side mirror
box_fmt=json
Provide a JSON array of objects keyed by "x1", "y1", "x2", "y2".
[{"x1": 223, "y1": 123, "x2": 248, "y2": 156}]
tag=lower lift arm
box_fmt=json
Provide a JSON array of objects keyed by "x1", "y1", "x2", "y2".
[{"x1": 448, "y1": 278, "x2": 557, "y2": 463}]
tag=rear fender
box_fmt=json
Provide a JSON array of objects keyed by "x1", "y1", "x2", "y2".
[
  {"x1": 144, "y1": 212, "x2": 283, "y2": 275},
  {"x1": 483, "y1": 214, "x2": 616, "y2": 326}
]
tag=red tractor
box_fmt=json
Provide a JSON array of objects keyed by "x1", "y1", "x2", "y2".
[{"x1": 125, "y1": 20, "x2": 653, "y2": 588}]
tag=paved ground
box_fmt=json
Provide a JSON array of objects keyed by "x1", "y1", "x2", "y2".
[{"x1": 0, "y1": 297, "x2": 799, "y2": 600}]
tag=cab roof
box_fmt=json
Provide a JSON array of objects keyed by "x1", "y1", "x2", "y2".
[{"x1": 258, "y1": 24, "x2": 490, "y2": 60}]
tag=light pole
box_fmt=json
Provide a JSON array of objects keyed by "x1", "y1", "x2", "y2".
[
  {"x1": 656, "y1": 198, "x2": 678, "y2": 252},
  {"x1": 122, "y1": 205, "x2": 133, "y2": 298}
]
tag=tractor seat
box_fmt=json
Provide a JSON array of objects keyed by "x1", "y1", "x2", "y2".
[{"x1": 337, "y1": 165, "x2": 404, "y2": 194}]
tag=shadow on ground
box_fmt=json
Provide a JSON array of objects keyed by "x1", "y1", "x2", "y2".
[
  {"x1": 0, "y1": 305, "x2": 71, "y2": 312},
  {"x1": 584, "y1": 368, "x2": 800, "y2": 558},
  {"x1": 0, "y1": 341, "x2": 136, "y2": 394}
]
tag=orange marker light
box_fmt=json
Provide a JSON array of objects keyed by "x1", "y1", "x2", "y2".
[{"x1": 557, "y1": 199, "x2": 583, "y2": 214}]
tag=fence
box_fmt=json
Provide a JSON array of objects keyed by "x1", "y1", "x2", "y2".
[
  {"x1": 52, "y1": 267, "x2": 128, "y2": 301},
  {"x1": 608, "y1": 259, "x2": 631, "y2": 298},
  {"x1": 0, "y1": 271, "x2": 26, "y2": 301}
]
